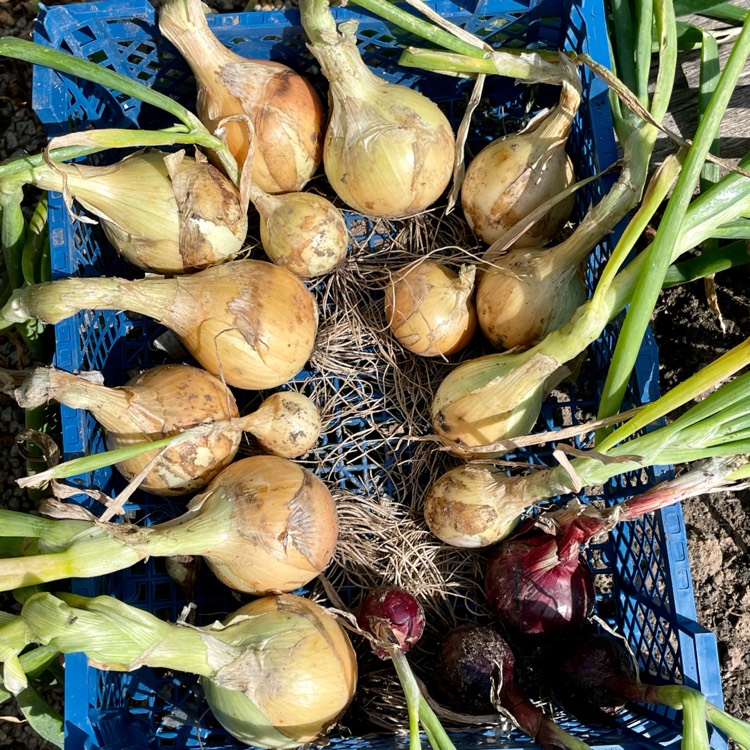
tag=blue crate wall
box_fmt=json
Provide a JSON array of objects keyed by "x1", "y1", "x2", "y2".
[{"x1": 30, "y1": 0, "x2": 724, "y2": 748}]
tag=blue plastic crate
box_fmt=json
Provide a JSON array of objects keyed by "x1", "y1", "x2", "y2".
[{"x1": 29, "y1": 0, "x2": 725, "y2": 748}]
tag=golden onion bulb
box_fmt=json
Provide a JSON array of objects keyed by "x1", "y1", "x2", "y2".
[
  {"x1": 201, "y1": 594, "x2": 357, "y2": 749},
  {"x1": 477, "y1": 249, "x2": 586, "y2": 351},
  {"x1": 159, "y1": 0, "x2": 325, "y2": 193},
  {"x1": 188, "y1": 455, "x2": 338, "y2": 593},
  {"x1": 385, "y1": 261, "x2": 477, "y2": 356}
]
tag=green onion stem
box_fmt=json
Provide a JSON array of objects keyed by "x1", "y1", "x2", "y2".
[
  {"x1": 635, "y1": 0, "x2": 654, "y2": 106},
  {"x1": 663, "y1": 241, "x2": 750, "y2": 287},
  {"x1": 609, "y1": 0, "x2": 638, "y2": 95},
  {"x1": 390, "y1": 649, "x2": 424, "y2": 750},
  {"x1": 1, "y1": 186, "x2": 26, "y2": 299},
  {"x1": 597, "y1": 15, "x2": 750, "y2": 426},
  {"x1": 21, "y1": 195, "x2": 48, "y2": 287},
  {"x1": 0, "y1": 39, "x2": 238, "y2": 184},
  {"x1": 706, "y1": 701, "x2": 750, "y2": 748},
  {"x1": 350, "y1": 0, "x2": 483, "y2": 58},
  {"x1": 0, "y1": 510, "x2": 88, "y2": 544}
]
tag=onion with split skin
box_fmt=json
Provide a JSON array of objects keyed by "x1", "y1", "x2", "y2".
[
  {"x1": 300, "y1": 0, "x2": 455, "y2": 218},
  {"x1": 10, "y1": 365, "x2": 323, "y2": 495},
  {"x1": 159, "y1": 0, "x2": 325, "y2": 193},
  {"x1": 461, "y1": 70, "x2": 580, "y2": 248},
  {"x1": 0, "y1": 259, "x2": 319, "y2": 391},
  {"x1": 385, "y1": 261, "x2": 477, "y2": 357},
  {"x1": 10, "y1": 150, "x2": 247, "y2": 275}
]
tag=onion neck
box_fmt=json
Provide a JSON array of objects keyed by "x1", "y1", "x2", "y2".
[
  {"x1": 534, "y1": 75, "x2": 581, "y2": 141},
  {"x1": 301, "y1": 0, "x2": 382, "y2": 99},
  {"x1": 0, "y1": 275, "x2": 180, "y2": 331}
]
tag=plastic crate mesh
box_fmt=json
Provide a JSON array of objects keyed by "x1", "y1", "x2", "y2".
[{"x1": 30, "y1": 0, "x2": 724, "y2": 748}]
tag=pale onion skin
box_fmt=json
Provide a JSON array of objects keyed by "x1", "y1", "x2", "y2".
[
  {"x1": 193, "y1": 455, "x2": 338, "y2": 593},
  {"x1": 385, "y1": 262, "x2": 477, "y2": 356},
  {"x1": 242, "y1": 391, "x2": 322, "y2": 458},
  {"x1": 424, "y1": 465, "x2": 533, "y2": 547},
  {"x1": 430, "y1": 348, "x2": 560, "y2": 455},
  {"x1": 36, "y1": 151, "x2": 247, "y2": 275},
  {"x1": 462, "y1": 136, "x2": 575, "y2": 247},
  {"x1": 159, "y1": 0, "x2": 324, "y2": 193},
  {"x1": 13, "y1": 364, "x2": 240, "y2": 496},
  {"x1": 303, "y1": 18, "x2": 455, "y2": 218},
  {"x1": 257, "y1": 191, "x2": 348, "y2": 277},
  {"x1": 476, "y1": 251, "x2": 586, "y2": 350},
  {"x1": 201, "y1": 594, "x2": 357, "y2": 749}
]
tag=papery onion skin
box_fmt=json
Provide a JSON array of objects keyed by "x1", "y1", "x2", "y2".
[
  {"x1": 300, "y1": 5, "x2": 455, "y2": 219},
  {"x1": 357, "y1": 585, "x2": 425, "y2": 658},
  {"x1": 476, "y1": 252, "x2": 586, "y2": 351},
  {"x1": 385, "y1": 262, "x2": 477, "y2": 356},
  {"x1": 4, "y1": 259, "x2": 319, "y2": 391},
  {"x1": 159, "y1": 0, "x2": 325, "y2": 193},
  {"x1": 462, "y1": 137, "x2": 575, "y2": 247},
  {"x1": 13, "y1": 363, "x2": 241, "y2": 496},
  {"x1": 191, "y1": 455, "x2": 338, "y2": 593},
  {"x1": 31, "y1": 151, "x2": 247, "y2": 275},
  {"x1": 201, "y1": 594, "x2": 357, "y2": 749},
  {"x1": 423, "y1": 465, "x2": 531, "y2": 548},
  {"x1": 485, "y1": 517, "x2": 596, "y2": 636}
]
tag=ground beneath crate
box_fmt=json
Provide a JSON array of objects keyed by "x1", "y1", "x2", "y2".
[{"x1": 0, "y1": 1, "x2": 749, "y2": 748}]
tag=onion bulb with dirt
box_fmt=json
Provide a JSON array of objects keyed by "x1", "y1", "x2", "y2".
[
  {"x1": 385, "y1": 261, "x2": 477, "y2": 356},
  {"x1": 158, "y1": 0, "x2": 324, "y2": 193},
  {"x1": 8, "y1": 365, "x2": 323, "y2": 495}
]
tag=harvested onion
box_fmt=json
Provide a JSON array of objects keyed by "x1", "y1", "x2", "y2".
[
  {"x1": 300, "y1": 0, "x2": 455, "y2": 218},
  {"x1": 13, "y1": 591, "x2": 357, "y2": 749},
  {"x1": 461, "y1": 71, "x2": 580, "y2": 247},
  {"x1": 385, "y1": 261, "x2": 477, "y2": 356},
  {"x1": 11, "y1": 365, "x2": 322, "y2": 495},
  {"x1": 159, "y1": 0, "x2": 325, "y2": 193},
  {"x1": 0, "y1": 259, "x2": 318, "y2": 391},
  {"x1": 476, "y1": 246, "x2": 586, "y2": 350},
  {"x1": 11, "y1": 150, "x2": 247, "y2": 274},
  {"x1": 0, "y1": 455, "x2": 338, "y2": 595},
  {"x1": 249, "y1": 183, "x2": 348, "y2": 278}
]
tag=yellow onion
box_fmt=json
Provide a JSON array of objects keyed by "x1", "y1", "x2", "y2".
[
  {"x1": 477, "y1": 247, "x2": 586, "y2": 350},
  {"x1": 461, "y1": 74, "x2": 580, "y2": 247},
  {"x1": 22, "y1": 150, "x2": 247, "y2": 274},
  {"x1": 202, "y1": 595, "x2": 357, "y2": 749},
  {"x1": 159, "y1": 0, "x2": 324, "y2": 193},
  {"x1": 385, "y1": 261, "x2": 477, "y2": 356},
  {"x1": 1, "y1": 259, "x2": 318, "y2": 390},
  {"x1": 423, "y1": 464, "x2": 535, "y2": 547},
  {"x1": 0, "y1": 457, "x2": 338, "y2": 595},
  {"x1": 12, "y1": 366, "x2": 323, "y2": 494},
  {"x1": 249, "y1": 184, "x2": 348, "y2": 277},
  {"x1": 300, "y1": 0, "x2": 455, "y2": 218},
  {"x1": 156, "y1": 455, "x2": 339, "y2": 593},
  {"x1": 18, "y1": 591, "x2": 357, "y2": 750}
]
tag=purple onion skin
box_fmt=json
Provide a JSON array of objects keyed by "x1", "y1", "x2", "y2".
[
  {"x1": 548, "y1": 631, "x2": 636, "y2": 721},
  {"x1": 357, "y1": 586, "x2": 425, "y2": 659},
  {"x1": 485, "y1": 518, "x2": 597, "y2": 637},
  {"x1": 439, "y1": 623, "x2": 579, "y2": 750}
]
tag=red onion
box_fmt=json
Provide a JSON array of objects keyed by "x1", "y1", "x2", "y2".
[
  {"x1": 357, "y1": 585, "x2": 425, "y2": 658},
  {"x1": 438, "y1": 623, "x2": 590, "y2": 750}
]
